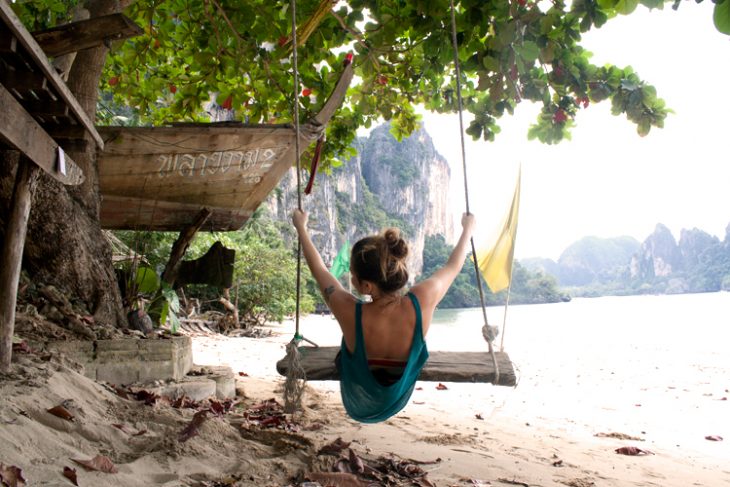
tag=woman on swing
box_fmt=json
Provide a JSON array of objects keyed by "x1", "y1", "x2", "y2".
[{"x1": 293, "y1": 209, "x2": 476, "y2": 423}]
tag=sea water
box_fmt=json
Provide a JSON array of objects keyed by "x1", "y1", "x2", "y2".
[{"x1": 426, "y1": 292, "x2": 730, "y2": 460}]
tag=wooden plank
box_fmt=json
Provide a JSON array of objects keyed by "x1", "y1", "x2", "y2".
[
  {"x1": 276, "y1": 346, "x2": 517, "y2": 386},
  {"x1": 31, "y1": 13, "x2": 143, "y2": 57},
  {"x1": 0, "y1": 83, "x2": 84, "y2": 185},
  {"x1": 0, "y1": 1, "x2": 103, "y2": 149},
  {"x1": 312, "y1": 62, "x2": 354, "y2": 127},
  {"x1": 98, "y1": 125, "x2": 294, "y2": 155},
  {"x1": 97, "y1": 126, "x2": 295, "y2": 209},
  {"x1": 0, "y1": 158, "x2": 38, "y2": 372},
  {"x1": 99, "y1": 195, "x2": 250, "y2": 231}
]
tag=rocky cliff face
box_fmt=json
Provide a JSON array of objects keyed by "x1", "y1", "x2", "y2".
[
  {"x1": 522, "y1": 221, "x2": 730, "y2": 295},
  {"x1": 557, "y1": 236, "x2": 640, "y2": 286},
  {"x1": 267, "y1": 123, "x2": 453, "y2": 279},
  {"x1": 630, "y1": 223, "x2": 683, "y2": 280}
]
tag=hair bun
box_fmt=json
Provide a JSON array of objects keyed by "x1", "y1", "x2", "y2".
[{"x1": 383, "y1": 228, "x2": 408, "y2": 260}]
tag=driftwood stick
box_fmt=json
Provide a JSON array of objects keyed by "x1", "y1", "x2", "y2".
[
  {"x1": 219, "y1": 296, "x2": 239, "y2": 325},
  {"x1": 0, "y1": 158, "x2": 39, "y2": 372},
  {"x1": 161, "y1": 207, "x2": 211, "y2": 285}
]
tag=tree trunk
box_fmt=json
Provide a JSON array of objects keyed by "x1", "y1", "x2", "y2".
[{"x1": 0, "y1": 0, "x2": 128, "y2": 329}]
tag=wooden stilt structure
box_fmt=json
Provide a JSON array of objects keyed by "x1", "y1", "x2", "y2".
[{"x1": 0, "y1": 3, "x2": 134, "y2": 371}]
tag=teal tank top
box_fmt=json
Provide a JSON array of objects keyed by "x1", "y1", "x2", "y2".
[{"x1": 337, "y1": 292, "x2": 429, "y2": 423}]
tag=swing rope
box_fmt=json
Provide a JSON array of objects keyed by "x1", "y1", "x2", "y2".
[
  {"x1": 283, "y1": 0, "x2": 307, "y2": 414},
  {"x1": 448, "y1": 0, "x2": 500, "y2": 384}
]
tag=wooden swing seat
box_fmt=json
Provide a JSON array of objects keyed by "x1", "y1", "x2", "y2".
[{"x1": 276, "y1": 346, "x2": 517, "y2": 386}]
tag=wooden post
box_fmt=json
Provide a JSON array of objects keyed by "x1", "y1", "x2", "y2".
[
  {"x1": 0, "y1": 158, "x2": 39, "y2": 372},
  {"x1": 161, "y1": 207, "x2": 212, "y2": 285}
]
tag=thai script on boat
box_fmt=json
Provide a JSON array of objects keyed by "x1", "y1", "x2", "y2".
[{"x1": 156, "y1": 146, "x2": 288, "y2": 181}]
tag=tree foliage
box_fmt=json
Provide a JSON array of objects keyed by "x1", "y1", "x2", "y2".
[
  {"x1": 422, "y1": 234, "x2": 569, "y2": 307},
  {"x1": 15, "y1": 0, "x2": 723, "y2": 163},
  {"x1": 115, "y1": 208, "x2": 311, "y2": 324}
]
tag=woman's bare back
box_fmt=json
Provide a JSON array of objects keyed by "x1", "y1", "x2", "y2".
[{"x1": 355, "y1": 295, "x2": 421, "y2": 362}]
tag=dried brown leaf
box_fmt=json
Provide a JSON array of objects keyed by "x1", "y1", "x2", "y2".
[
  {"x1": 63, "y1": 466, "x2": 78, "y2": 486},
  {"x1": 71, "y1": 455, "x2": 118, "y2": 473},
  {"x1": 348, "y1": 448, "x2": 365, "y2": 474},
  {"x1": 318, "y1": 437, "x2": 351, "y2": 455},
  {"x1": 614, "y1": 446, "x2": 654, "y2": 456},
  {"x1": 179, "y1": 409, "x2": 208, "y2": 442},
  {"x1": 11, "y1": 341, "x2": 32, "y2": 354},
  {"x1": 0, "y1": 463, "x2": 26, "y2": 487},
  {"x1": 436, "y1": 383, "x2": 448, "y2": 390},
  {"x1": 47, "y1": 405, "x2": 75, "y2": 422}
]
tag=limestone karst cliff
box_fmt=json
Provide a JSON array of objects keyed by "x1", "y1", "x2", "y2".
[{"x1": 267, "y1": 123, "x2": 454, "y2": 280}]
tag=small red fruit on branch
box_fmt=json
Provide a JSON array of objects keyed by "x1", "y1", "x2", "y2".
[
  {"x1": 301, "y1": 88, "x2": 312, "y2": 97},
  {"x1": 553, "y1": 108, "x2": 568, "y2": 123},
  {"x1": 376, "y1": 74, "x2": 388, "y2": 85},
  {"x1": 221, "y1": 95, "x2": 233, "y2": 110},
  {"x1": 108, "y1": 76, "x2": 119, "y2": 86},
  {"x1": 169, "y1": 84, "x2": 177, "y2": 94},
  {"x1": 343, "y1": 52, "x2": 353, "y2": 67}
]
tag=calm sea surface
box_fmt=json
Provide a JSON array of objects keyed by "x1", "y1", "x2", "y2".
[{"x1": 427, "y1": 292, "x2": 730, "y2": 458}]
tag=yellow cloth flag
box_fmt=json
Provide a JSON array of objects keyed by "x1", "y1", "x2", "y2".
[{"x1": 477, "y1": 168, "x2": 521, "y2": 293}]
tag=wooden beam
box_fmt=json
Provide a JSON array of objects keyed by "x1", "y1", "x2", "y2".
[
  {"x1": 161, "y1": 208, "x2": 212, "y2": 285},
  {"x1": 99, "y1": 195, "x2": 251, "y2": 231},
  {"x1": 0, "y1": 1, "x2": 103, "y2": 149},
  {"x1": 0, "y1": 83, "x2": 84, "y2": 185},
  {"x1": 0, "y1": 158, "x2": 39, "y2": 372},
  {"x1": 31, "y1": 13, "x2": 143, "y2": 58},
  {"x1": 276, "y1": 346, "x2": 518, "y2": 386},
  {"x1": 311, "y1": 62, "x2": 354, "y2": 127}
]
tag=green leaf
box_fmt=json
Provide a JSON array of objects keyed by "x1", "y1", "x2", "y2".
[
  {"x1": 159, "y1": 300, "x2": 169, "y2": 328},
  {"x1": 482, "y1": 56, "x2": 500, "y2": 72},
  {"x1": 135, "y1": 267, "x2": 160, "y2": 294},
  {"x1": 517, "y1": 41, "x2": 540, "y2": 62},
  {"x1": 616, "y1": 0, "x2": 639, "y2": 15},
  {"x1": 714, "y1": 0, "x2": 730, "y2": 35}
]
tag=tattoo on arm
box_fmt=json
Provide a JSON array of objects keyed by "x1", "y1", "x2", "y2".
[{"x1": 323, "y1": 285, "x2": 335, "y2": 303}]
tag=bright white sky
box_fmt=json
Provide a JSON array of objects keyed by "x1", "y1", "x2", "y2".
[{"x1": 419, "y1": 2, "x2": 730, "y2": 260}]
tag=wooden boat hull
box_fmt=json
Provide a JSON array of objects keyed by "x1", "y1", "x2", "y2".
[
  {"x1": 97, "y1": 63, "x2": 353, "y2": 231},
  {"x1": 97, "y1": 124, "x2": 297, "y2": 231}
]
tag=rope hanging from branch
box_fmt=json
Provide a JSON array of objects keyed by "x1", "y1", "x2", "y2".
[
  {"x1": 283, "y1": 0, "x2": 307, "y2": 414},
  {"x1": 448, "y1": 0, "x2": 500, "y2": 384}
]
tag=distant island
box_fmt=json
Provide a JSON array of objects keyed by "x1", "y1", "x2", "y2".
[{"x1": 521, "y1": 223, "x2": 730, "y2": 297}]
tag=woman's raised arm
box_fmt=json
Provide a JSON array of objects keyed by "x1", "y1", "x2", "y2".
[
  {"x1": 411, "y1": 213, "x2": 476, "y2": 312},
  {"x1": 292, "y1": 209, "x2": 353, "y2": 315}
]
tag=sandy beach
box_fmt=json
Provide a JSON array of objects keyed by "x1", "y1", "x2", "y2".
[{"x1": 1, "y1": 307, "x2": 728, "y2": 487}]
